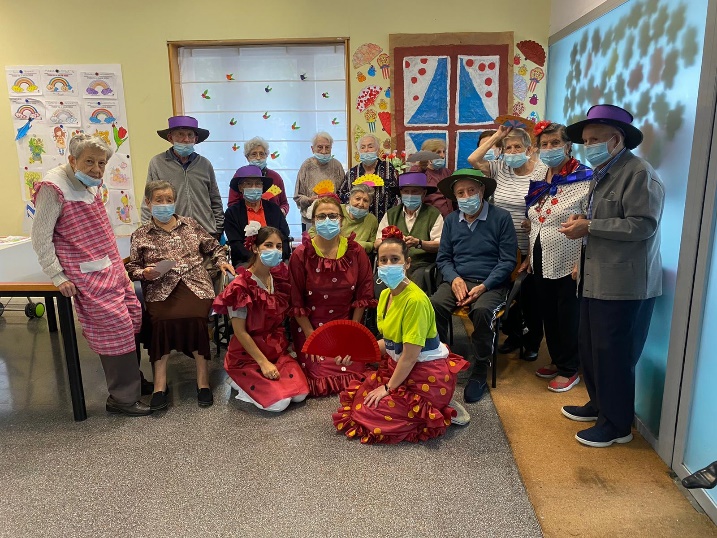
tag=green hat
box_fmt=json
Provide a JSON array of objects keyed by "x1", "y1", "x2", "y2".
[{"x1": 437, "y1": 168, "x2": 496, "y2": 201}]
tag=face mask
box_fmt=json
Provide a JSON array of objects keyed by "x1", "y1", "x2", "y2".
[
  {"x1": 315, "y1": 218, "x2": 341, "y2": 240},
  {"x1": 249, "y1": 159, "x2": 267, "y2": 170},
  {"x1": 259, "y1": 249, "x2": 282, "y2": 268},
  {"x1": 173, "y1": 143, "x2": 194, "y2": 157},
  {"x1": 314, "y1": 153, "x2": 332, "y2": 164},
  {"x1": 378, "y1": 264, "x2": 406, "y2": 290},
  {"x1": 585, "y1": 136, "x2": 616, "y2": 167},
  {"x1": 359, "y1": 152, "x2": 378, "y2": 165},
  {"x1": 431, "y1": 158, "x2": 446, "y2": 169},
  {"x1": 347, "y1": 204, "x2": 368, "y2": 219},
  {"x1": 152, "y1": 203, "x2": 175, "y2": 223},
  {"x1": 504, "y1": 152, "x2": 529, "y2": 169},
  {"x1": 402, "y1": 194, "x2": 422, "y2": 211},
  {"x1": 484, "y1": 149, "x2": 498, "y2": 161},
  {"x1": 457, "y1": 194, "x2": 482, "y2": 215},
  {"x1": 243, "y1": 187, "x2": 263, "y2": 202},
  {"x1": 75, "y1": 170, "x2": 102, "y2": 187},
  {"x1": 540, "y1": 147, "x2": 567, "y2": 168}
]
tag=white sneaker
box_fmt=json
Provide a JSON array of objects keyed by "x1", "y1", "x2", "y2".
[{"x1": 449, "y1": 398, "x2": 471, "y2": 426}]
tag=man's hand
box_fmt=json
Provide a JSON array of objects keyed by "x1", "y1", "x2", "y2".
[
  {"x1": 559, "y1": 216, "x2": 590, "y2": 239},
  {"x1": 457, "y1": 284, "x2": 486, "y2": 307},
  {"x1": 451, "y1": 277, "x2": 468, "y2": 303}
]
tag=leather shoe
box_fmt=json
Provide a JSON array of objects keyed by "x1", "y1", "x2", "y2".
[
  {"x1": 106, "y1": 397, "x2": 152, "y2": 416},
  {"x1": 149, "y1": 390, "x2": 169, "y2": 410},
  {"x1": 682, "y1": 461, "x2": 717, "y2": 490},
  {"x1": 497, "y1": 339, "x2": 520, "y2": 354},
  {"x1": 197, "y1": 387, "x2": 214, "y2": 407},
  {"x1": 521, "y1": 349, "x2": 539, "y2": 362},
  {"x1": 463, "y1": 378, "x2": 488, "y2": 403}
]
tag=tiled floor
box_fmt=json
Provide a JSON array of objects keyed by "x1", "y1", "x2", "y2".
[{"x1": 0, "y1": 308, "x2": 541, "y2": 538}]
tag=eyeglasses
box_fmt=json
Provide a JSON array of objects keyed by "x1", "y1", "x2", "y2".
[
  {"x1": 315, "y1": 213, "x2": 340, "y2": 221},
  {"x1": 248, "y1": 152, "x2": 267, "y2": 158}
]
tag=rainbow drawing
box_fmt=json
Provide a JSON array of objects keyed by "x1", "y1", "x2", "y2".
[
  {"x1": 86, "y1": 79, "x2": 113, "y2": 95},
  {"x1": 89, "y1": 108, "x2": 116, "y2": 124},
  {"x1": 50, "y1": 109, "x2": 78, "y2": 124},
  {"x1": 12, "y1": 77, "x2": 39, "y2": 93},
  {"x1": 15, "y1": 105, "x2": 42, "y2": 120},
  {"x1": 47, "y1": 77, "x2": 72, "y2": 92}
]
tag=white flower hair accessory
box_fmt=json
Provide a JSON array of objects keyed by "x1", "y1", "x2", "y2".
[{"x1": 243, "y1": 220, "x2": 262, "y2": 249}]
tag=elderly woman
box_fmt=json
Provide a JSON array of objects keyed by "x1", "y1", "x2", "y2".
[
  {"x1": 126, "y1": 181, "x2": 235, "y2": 410},
  {"x1": 225, "y1": 165, "x2": 291, "y2": 267},
  {"x1": 294, "y1": 132, "x2": 345, "y2": 228},
  {"x1": 309, "y1": 183, "x2": 378, "y2": 253},
  {"x1": 478, "y1": 130, "x2": 503, "y2": 162},
  {"x1": 336, "y1": 134, "x2": 398, "y2": 222},
  {"x1": 227, "y1": 136, "x2": 290, "y2": 216},
  {"x1": 408, "y1": 138, "x2": 454, "y2": 217},
  {"x1": 526, "y1": 121, "x2": 592, "y2": 392},
  {"x1": 31, "y1": 134, "x2": 151, "y2": 416},
  {"x1": 289, "y1": 194, "x2": 376, "y2": 396},
  {"x1": 468, "y1": 125, "x2": 546, "y2": 360}
]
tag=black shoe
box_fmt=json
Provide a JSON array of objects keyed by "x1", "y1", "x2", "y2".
[
  {"x1": 197, "y1": 387, "x2": 214, "y2": 407},
  {"x1": 682, "y1": 461, "x2": 717, "y2": 490},
  {"x1": 521, "y1": 349, "x2": 539, "y2": 362},
  {"x1": 464, "y1": 378, "x2": 488, "y2": 403},
  {"x1": 140, "y1": 377, "x2": 155, "y2": 396},
  {"x1": 106, "y1": 397, "x2": 153, "y2": 416},
  {"x1": 497, "y1": 338, "x2": 520, "y2": 354},
  {"x1": 561, "y1": 404, "x2": 598, "y2": 422},
  {"x1": 149, "y1": 390, "x2": 169, "y2": 410}
]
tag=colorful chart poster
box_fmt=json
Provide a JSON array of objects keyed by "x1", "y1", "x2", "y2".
[
  {"x1": 6, "y1": 67, "x2": 42, "y2": 97},
  {"x1": 45, "y1": 100, "x2": 81, "y2": 127},
  {"x1": 80, "y1": 71, "x2": 117, "y2": 98},
  {"x1": 41, "y1": 69, "x2": 78, "y2": 96}
]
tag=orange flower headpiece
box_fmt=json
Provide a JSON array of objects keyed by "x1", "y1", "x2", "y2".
[
  {"x1": 381, "y1": 225, "x2": 404, "y2": 241},
  {"x1": 534, "y1": 120, "x2": 552, "y2": 137}
]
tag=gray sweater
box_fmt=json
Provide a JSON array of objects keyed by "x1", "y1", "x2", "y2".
[{"x1": 142, "y1": 150, "x2": 224, "y2": 236}]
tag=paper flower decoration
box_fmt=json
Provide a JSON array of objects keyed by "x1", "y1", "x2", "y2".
[
  {"x1": 244, "y1": 221, "x2": 261, "y2": 237},
  {"x1": 313, "y1": 180, "x2": 335, "y2": 195},
  {"x1": 354, "y1": 174, "x2": 384, "y2": 188}
]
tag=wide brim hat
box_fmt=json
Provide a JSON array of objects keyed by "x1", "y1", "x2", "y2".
[
  {"x1": 438, "y1": 168, "x2": 496, "y2": 201},
  {"x1": 157, "y1": 115, "x2": 210, "y2": 143},
  {"x1": 406, "y1": 150, "x2": 441, "y2": 163},
  {"x1": 229, "y1": 165, "x2": 273, "y2": 193},
  {"x1": 565, "y1": 104, "x2": 643, "y2": 149},
  {"x1": 391, "y1": 171, "x2": 437, "y2": 196}
]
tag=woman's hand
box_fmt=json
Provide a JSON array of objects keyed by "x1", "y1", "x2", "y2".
[
  {"x1": 260, "y1": 361, "x2": 280, "y2": 380},
  {"x1": 220, "y1": 262, "x2": 236, "y2": 276},
  {"x1": 143, "y1": 267, "x2": 161, "y2": 280},
  {"x1": 57, "y1": 281, "x2": 77, "y2": 297},
  {"x1": 518, "y1": 258, "x2": 531, "y2": 274},
  {"x1": 309, "y1": 354, "x2": 324, "y2": 362},
  {"x1": 572, "y1": 263, "x2": 578, "y2": 281},
  {"x1": 334, "y1": 355, "x2": 353, "y2": 366},
  {"x1": 521, "y1": 219, "x2": 531, "y2": 231},
  {"x1": 364, "y1": 384, "x2": 389, "y2": 408}
]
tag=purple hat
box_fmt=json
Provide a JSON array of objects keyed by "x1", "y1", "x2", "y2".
[
  {"x1": 565, "y1": 104, "x2": 643, "y2": 149},
  {"x1": 229, "y1": 165, "x2": 273, "y2": 193},
  {"x1": 157, "y1": 115, "x2": 210, "y2": 143},
  {"x1": 392, "y1": 171, "x2": 437, "y2": 195}
]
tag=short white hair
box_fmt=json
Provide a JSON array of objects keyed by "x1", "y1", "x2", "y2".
[
  {"x1": 312, "y1": 131, "x2": 333, "y2": 146},
  {"x1": 356, "y1": 134, "x2": 380, "y2": 151},
  {"x1": 68, "y1": 133, "x2": 113, "y2": 160},
  {"x1": 244, "y1": 136, "x2": 269, "y2": 157}
]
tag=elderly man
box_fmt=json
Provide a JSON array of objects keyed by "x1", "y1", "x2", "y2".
[
  {"x1": 560, "y1": 104, "x2": 664, "y2": 448},
  {"x1": 375, "y1": 171, "x2": 443, "y2": 293},
  {"x1": 143, "y1": 116, "x2": 224, "y2": 239},
  {"x1": 431, "y1": 169, "x2": 518, "y2": 403}
]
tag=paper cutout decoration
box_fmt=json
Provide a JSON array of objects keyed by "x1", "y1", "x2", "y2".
[
  {"x1": 378, "y1": 99, "x2": 388, "y2": 111},
  {"x1": 367, "y1": 66, "x2": 376, "y2": 77},
  {"x1": 112, "y1": 123, "x2": 128, "y2": 150},
  {"x1": 300, "y1": 73, "x2": 308, "y2": 80},
  {"x1": 495, "y1": 114, "x2": 536, "y2": 132},
  {"x1": 23, "y1": 202, "x2": 35, "y2": 234},
  {"x1": 378, "y1": 112, "x2": 392, "y2": 135},
  {"x1": 52, "y1": 126, "x2": 68, "y2": 155},
  {"x1": 21, "y1": 169, "x2": 42, "y2": 201},
  {"x1": 106, "y1": 153, "x2": 132, "y2": 188},
  {"x1": 99, "y1": 184, "x2": 109, "y2": 205},
  {"x1": 15, "y1": 119, "x2": 33, "y2": 141},
  {"x1": 271, "y1": 151, "x2": 280, "y2": 159},
  {"x1": 356, "y1": 72, "x2": 366, "y2": 82},
  {"x1": 322, "y1": 92, "x2": 330, "y2": 98},
  {"x1": 529, "y1": 67, "x2": 544, "y2": 92},
  {"x1": 514, "y1": 54, "x2": 522, "y2": 65},
  {"x1": 364, "y1": 109, "x2": 377, "y2": 132},
  {"x1": 43, "y1": 69, "x2": 77, "y2": 96},
  {"x1": 7, "y1": 68, "x2": 41, "y2": 95},
  {"x1": 356, "y1": 85, "x2": 382, "y2": 112},
  {"x1": 302, "y1": 320, "x2": 380, "y2": 363},
  {"x1": 385, "y1": 87, "x2": 391, "y2": 98},
  {"x1": 291, "y1": 121, "x2": 300, "y2": 130},
  {"x1": 529, "y1": 94, "x2": 539, "y2": 105},
  {"x1": 513, "y1": 74, "x2": 528, "y2": 101},
  {"x1": 12, "y1": 98, "x2": 45, "y2": 121},
  {"x1": 404, "y1": 56, "x2": 449, "y2": 126},
  {"x1": 516, "y1": 40, "x2": 546, "y2": 67},
  {"x1": 92, "y1": 128, "x2": 111, "y2": 147},
  {"x1": 331, "y1": 118, "x2": 339, "y2": 125},
  {"x1": 109, "y1": 190, "x2": 136, "y2": 225},
  {"x1": 226, "y1": 74, "x2": 234, "y2": 80},
  {"x1": 518, "y1": 64, "x2": 528, "y2": 76},
  {"x1": 46, "y1": 100, "x2": 81, "y2": 127},
  {"x1": 354, "y1": 174, "x2": 384, "y2": 188},
  {"x1": 313, "y1": 180, "x2": 335, "y2": 195},
  {"x1": 27, "y1": 134, "x2": 46, "y2": 164},
  {"x1": 457, "y1": 56, "x2": 500, "y2": 124},
  {"x1": 84, "y1": 100, "x2": 119, "y2": 125},
  {"x1": 262, "y1": 184, "x2": 282, "y2": 200},
  {"x1": 513, "y1": 102, "x2": 526, "y2": 116},
  {"x1": 229, "y1": 117, "x2": 237, "y2": 125},
  {"x1": 377, "y1": 53, "x2": 390, "y2": 79},
  {"x1": 528, "y1": 111, "x2": 540, "y2": 123},
  {"x1": 353, "y1": 124, "x2": 366, "y2": 147},
  {"x1": 265, "y1": 85, "x2": 272, "y2": 92},
  {"x1": 201, "y1": 89, "x2": 210, "y2": 99},
  {"x1": 262, "y1": 112, "x2": 270, "y2": 119},
  {"x1": 406, "y1": 150, "x2": 440, "y2": 163},
  {"x1": 81, "y1": 71, "x2": 116, "y2": 97},
  {"x1": 352, "y1": 43, "x2": 382, "y2": 69},
  {"x1": 232, "y1": 144, "x2": 240, "y2": 151}
]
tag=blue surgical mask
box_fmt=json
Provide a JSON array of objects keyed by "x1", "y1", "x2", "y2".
[
  {"x1": 402, "y1": 194, "x2": 422, "y2": 211},
  {"x1": 539, "y1": 147, "x2": 567, "y2": 168},
  {"x1": 152, "y1": 203, "x2": 175, "y2": 223},
  {"x1": 347, "y1": 204, "x2": 368, "y2": 219},
  {"x1": 243, "y1": 187, "x2": 263, "y2": 202},
  {"x1": 75, "y1": 170, "x2": 102, "y2": 187},
  {"x1": 377, "y1": 264, "x2": 406, "y2": 290},
  {"x1": 457, "y1": 194, "x2": 482, "y2": 215},
  {"x1": 585, "y1": 136, "x2": 616, "y2": 167},
  {"x1": 484, "y1": 149, "x2": 499, "y2": 161},
  {"x1": 173, "y1": 143, "x2": 194, "y2": 157},
  {"x1": 314, "y1": 153, "x2": 332, "y2": 164},
  {"x1": 315, "y1": 218, "x2": 341, "y2": 240},
  {"x1": 431, "y1": 158, "x2": 446, "y2": 169},
  {"x1": 260, "y1": 249, "x2": 282, "y2": 268},
  {"x1": 249, "y1": 159, "x2": 267, "y2": 170},
  {"x1": 360, "y1": 152, "x2": 378, "y2": 165},
  {"x1": 504, "y1": 153, "x2": 529, "y2": 169}
]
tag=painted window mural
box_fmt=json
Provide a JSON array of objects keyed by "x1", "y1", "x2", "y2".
[{"x1": 546, "y1": 0, "x2": 707, "y2": 438}]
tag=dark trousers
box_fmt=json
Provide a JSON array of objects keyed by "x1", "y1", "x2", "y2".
[
  {"x1": 579, "y1": 296, "x2": 656, "y2": 434},
  {"x1": 533, "y1": 239, "x2": 579, "y2": 377},
  {"x1": 431, "y1": 281, "x2": 508, "y2": 380},
  {"x1": 99, "y1": 351, "x2": 142, "y2": 404},
  {"x1": 502, "y1": 271, "x2": 543, "y2": 351}
]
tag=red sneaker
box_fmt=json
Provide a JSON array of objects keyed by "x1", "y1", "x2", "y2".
[
  {"x1": 548, "y1": 373, "x2": 580, "y2": 392},
  {"x1": 535, "y1": 365, "x2": 558, "y2": 379}
]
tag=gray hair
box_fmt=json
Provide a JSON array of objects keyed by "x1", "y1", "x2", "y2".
[
  {"x1": 244, "y1": 136, "x2": 269, "y2": 157},
  {"x1": 312, "y1": 131, "x2": 334, "y2": 146},
  {"x1": 356, "y1": 134, "x2": 380, "y2": 151},
  {"x1": 504, "y1": 127, "x2": 532, "y2": 149},
  {"x1": 349, "y1": 183, "x2": 375, "y2": 203},
  {"x1": 68, "y1": 133, "x2": 113, "y2": 160},
  {"x1": 144, "y1": 180, "x2": 176, "y2": 201}
]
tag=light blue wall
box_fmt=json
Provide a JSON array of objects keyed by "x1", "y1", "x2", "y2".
[{"x1": 546, "y1": 0, "x2": 707, "y2": 437}]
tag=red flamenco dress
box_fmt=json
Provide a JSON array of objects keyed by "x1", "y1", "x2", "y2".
[
  {"x1": 333, "y1": 281, "x2": 468, "y2": 444},
  {"x1": 213, "y1": 264, "x2": 309, "y2": 409},
  {"x1": 288, "y1": 233, "x2": 377, "y2": 396}
]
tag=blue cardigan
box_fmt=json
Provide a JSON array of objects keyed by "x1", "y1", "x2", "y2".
[{"x1": 437, "y1": 204, "x2": 517, "y2": 290}]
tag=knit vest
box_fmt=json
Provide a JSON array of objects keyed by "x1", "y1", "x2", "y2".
[{"x1": 387, "y1": 204, "x2": 440, "y2": 267}]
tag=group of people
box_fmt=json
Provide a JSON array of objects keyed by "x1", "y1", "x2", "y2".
[{"x1": 31, "y1": 103, "x2": 664, "y2": 449}]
